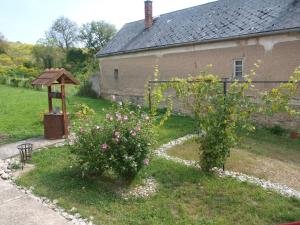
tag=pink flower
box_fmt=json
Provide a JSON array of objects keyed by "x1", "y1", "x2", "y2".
[
  {"x1": 135, "y1": 125, "x2": 141, "y2": 132},
  {"x1": 101, "y1": 143, "x2": 108, "y2": 152},
  {"x1": 130, "y1": 130, "x2": 137, "y2": 137},
  {"x1": 111, "y1": 95, "x2": 116, "y2": 101},
  {"x1": 115, "y1": 113, "x2": 122, "y2": 121},
  {"x1": 143, "y1": 159, "x2": 149, "y2": 166},
  {"x1": 123, "y1": 115, "x2": 128, "y2": 121}
]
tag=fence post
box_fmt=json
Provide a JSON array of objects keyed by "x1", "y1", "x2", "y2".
[
  {"x1": 223, "y1": 78, "x2": 228, "y2": 96},
  {"x1": 222, "y1": 78, "x2": 228, "y2": 171},
  {"x1": 148, "y1": 82, "x2": 152, "y2": 111}
]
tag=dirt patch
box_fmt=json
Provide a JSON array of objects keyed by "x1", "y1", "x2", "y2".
[{"x1": 227, "y1": 149, "x2": 300, "y2": 191}]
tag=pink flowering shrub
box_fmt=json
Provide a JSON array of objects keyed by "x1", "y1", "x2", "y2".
[{"x1": 69, "y1": 98, "x2": 156, "y2": 179}]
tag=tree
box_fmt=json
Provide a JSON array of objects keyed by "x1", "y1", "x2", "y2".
[
  {"x1": 46, "y1": 17, "x2": 78, "y2": 50},
  {"x1": 0, "y1": 32, "x2": 8, "y2": 54},
  {"x1": 32, "y1": 39, "x2": 65, "y2": 69},
  {"x1": 64, "y1": 48, "x2": 89, "y2": 73},
  {"x1": 79, "y1": 21, "x2": 116, "y2": 53}
]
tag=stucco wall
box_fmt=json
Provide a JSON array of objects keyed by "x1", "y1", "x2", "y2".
[
  {"x1": 98, "y1": 33, "x2": 300, "y2": 129},
  {"x1": 99, "y1": 33, "x2": 300, "y2": 98}
]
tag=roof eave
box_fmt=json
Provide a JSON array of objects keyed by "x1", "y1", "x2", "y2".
[{"x1": 96, "y1": 27, "x2": 300, "y2": 58}]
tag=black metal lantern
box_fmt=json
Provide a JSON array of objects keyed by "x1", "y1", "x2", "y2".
[{"x1": 17, "y1": 143, "x2": 33, "y2": 169}]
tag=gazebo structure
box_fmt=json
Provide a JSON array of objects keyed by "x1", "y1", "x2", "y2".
[{"x1": 32, "y1": 68, "x2": 80, "y2": 139}]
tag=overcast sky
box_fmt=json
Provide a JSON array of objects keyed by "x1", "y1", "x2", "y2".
[{"x1": 0, "y1": 0, "x2": 215, "y2": 44}]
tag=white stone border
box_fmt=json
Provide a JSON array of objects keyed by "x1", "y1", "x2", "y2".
[
  {"x1": 154, "y1": 134, "x2": 300, "y2": 199},
  {"x1": 118, "y1": 177, "x2": 158, "y2": 200}
]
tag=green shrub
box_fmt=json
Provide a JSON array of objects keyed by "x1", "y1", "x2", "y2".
[
  {"x1": 10, "y1": 77, "x2": 21, "y2": 87},
  {"x1": 151, "y1": 65, "x2": 300, "y2": 171},
  {"x1": 77, "y1": 80, "x2": 98, "y2": 98},
  {"x1": 0, "y1": 75, "x2": 7, "y2": 84},
  {"x1": 69, "y1": 98, "x2": 156, "y2": 180},
  {"x1": 22, "y1": 77, "x2": 35, "y2": 88},
  {"x1": 73, "y1": 103, "x2": 95, "y2": 120},
  {"x1": 267, "y1": 125, "x2": 286, "y2": 136}
]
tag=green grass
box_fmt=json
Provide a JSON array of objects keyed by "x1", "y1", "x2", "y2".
[
  {"x1": 0, "y1": 85, "x2": 195, "y2": 145},
  {"x1": 4, "y1": 85, "x2": 300, "y2": 224},
  {"x1": 244, "y1": 128, "x2": 300, "y2": 164},
  {"x1": 167, "y1": 128, "x2": 300, "y2": 190},
  {"x1": 0, "y1": 85, "x2": 111, "y2": 144},
  {"x1": 17, "y1": 147, "x2": 300, "y2": 225},
  {"x1": 167, "y1": 128, "x2": 300, "y2": 164}
]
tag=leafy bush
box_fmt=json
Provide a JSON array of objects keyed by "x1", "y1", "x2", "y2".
[
  {"x1": 77, "y1": 80, "x2": 98, "y2": 98},
  {"x1": 69, "y1": 97, "x2": 156, "y2": 179},
  {"x1": 151, "y1": 65, "x2": 300, "y2": 171},
  {"x1": 0, "y1": 75, "x2": 7, "y2": 84},
  {"x1": 10, "y1": 77, "x2": 22, "y2": 87},
  {"x1": 73, "y1": 103, "x2": 95, "y2": 120},
  {"x1": 267, "y1": 125, "x2": 286, "y2": 136},
  {"x1": 0, "y1": 65, "x2": 40, "y2": 78}
]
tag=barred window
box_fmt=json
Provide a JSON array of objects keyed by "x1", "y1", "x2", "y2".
[{"x1": 233, "y1": 59, "x2": 243, "y2": 78}]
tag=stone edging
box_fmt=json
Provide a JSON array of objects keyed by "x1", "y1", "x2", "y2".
[
  {"x1": 154, "y1": 134, "x2": 300, "y2": 199},
  {"x1": 1, "y1": 135, "x2": 299, "y2": 225},
  {"x1": 0, "y1": 158, "x2": 94, "y2": 225}
]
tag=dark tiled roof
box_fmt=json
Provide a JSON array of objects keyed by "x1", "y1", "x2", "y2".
[{"x1": 97, "y1": 0, "x2": 300, "y2": 57}]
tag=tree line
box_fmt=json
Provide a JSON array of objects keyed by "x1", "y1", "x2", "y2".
[
  {"x1": 0, "y1": 16, "x2": 116, "y2": 77},
  {"x1": 33, "y1": 16, "x2": 116, "y2": 76}
]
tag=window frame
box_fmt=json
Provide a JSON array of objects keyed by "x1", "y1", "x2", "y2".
[
  {"x1": 114, "y1": 68, "x2": 119, "y2": 80},
  {"x1": 233, "y1": 58, "x2": 244, "y2": 78}
]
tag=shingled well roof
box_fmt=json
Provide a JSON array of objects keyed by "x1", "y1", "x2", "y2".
[{"x1": 97, "y1": 0, "x2": 300, "y2": 57}]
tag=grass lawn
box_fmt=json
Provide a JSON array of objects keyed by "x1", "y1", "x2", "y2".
[
  {"x1": 17, "y1": 147, "x2": 300, "y2": 225},
  {"x1": 4, "y1": 85, "x2": 300, "y2": 224},
  {"x1": 0, "y1": 85, "x2": 195, "y2": 145},
  {"x1": 0, "y1": 85, "x2": 111, "y2": 144},
  {"x1": 167, "y1": 128, "x2": 300, "y2": 191}
]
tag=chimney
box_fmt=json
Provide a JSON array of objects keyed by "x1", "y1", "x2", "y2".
[{"x1": 144, "y1": 0, "x2": 153, "y2": 29}]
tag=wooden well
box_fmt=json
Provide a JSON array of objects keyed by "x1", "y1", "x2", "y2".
[{"x1": 32, "y1": 68, "x2": 79, "y2": 139}]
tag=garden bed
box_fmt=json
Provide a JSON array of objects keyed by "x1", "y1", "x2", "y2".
[
  {"x1": 167, "y1": 128, "x2": 300, "y2": 191},
  {"x1": 16, "y1": 146, "x2": 300, "y2": 225}
]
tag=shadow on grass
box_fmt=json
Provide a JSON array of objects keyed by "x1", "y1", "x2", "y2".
[{"x1": 21, "y1": 153, "x2": 211, "y2": 200}]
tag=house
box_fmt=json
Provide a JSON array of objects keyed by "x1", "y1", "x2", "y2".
[{"x1": 96, "y1": 0, "x2": 300, "y2": 104}]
